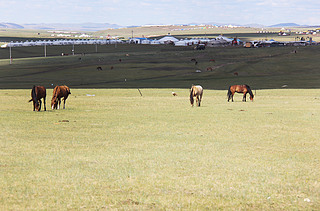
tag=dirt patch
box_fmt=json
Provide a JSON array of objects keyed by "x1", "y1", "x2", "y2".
[
  {"x1": 121, "y1": 199, "x2": 140, "y2": 205},
  {"x1": 59, "y1": 120, "x2": 69, "y2": 122}
]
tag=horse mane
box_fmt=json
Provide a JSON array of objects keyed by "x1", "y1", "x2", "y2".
[
  {"x1": 190, "y1": 86, "x2": 194, "y2": 105},
  {"x1": 245, "y1": 84, "x2": 254, "y2": 98}
]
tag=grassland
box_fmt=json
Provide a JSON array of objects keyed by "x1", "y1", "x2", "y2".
[
  {"x1": 1, "y1": 44, "x2": 320, "y2": 90},
  {"x1": 0, "y1": 28, "x2": 320, "y2": 209},
  {"x1": 0, "y1": 88, "x2": 319, "y2": 210}
]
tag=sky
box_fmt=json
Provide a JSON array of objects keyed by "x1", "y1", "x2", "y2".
[{"x1": 0, "y1": 0, "x2": 319, "y2": 26}]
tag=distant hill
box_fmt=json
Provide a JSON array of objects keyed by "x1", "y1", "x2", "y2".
[
  {"x1": 269, "y1": 23, "x2": 301, "y2": 27},
  {"x1": 0, "y1": 23, "x2": 122, "y2": 31},
  {"x1": 242, "y1": 23, "x2": 266, "y2": 28},
  {"x1": 0, "y1": 22, "x2": 24, "y2": 29},
  {"x1": 22, "y1": 23, "x2": 123, "y2": 31},
  {"x1": 0, "y1": 22, "x2": 314, "y2": 31}
]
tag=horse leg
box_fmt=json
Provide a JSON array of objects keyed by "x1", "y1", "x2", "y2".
[
  {"x1": 33, "y1": 101, "x2": 36, "y2": 111},
  {"x1": 243, "y1": 93, "x2": 247, "y2": 102},
  {"x1": 199, "y1": 93, "x2": 203, "y2": 106},
  {"x1": 58, "y1": 99, "x2": 61, "y2": 109},
  {"x1": 39, "y1": 100, "x2": 42, "y2": 111},
  {"x1": 232, "y1": 94, "x2": 234, "y2": 102},
  {"x1": 196, "y1": 96, "x2": 199, "y2": 107},
  {"x1": 63, "y1": 99, "x2": 66, "y2": 109},
  {"x1": 43, "y1": 98, "x2": 46, "y2": 111}
]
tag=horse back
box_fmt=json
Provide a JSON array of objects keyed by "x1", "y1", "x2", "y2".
[
  {"x1": 53, "y1": 85, "x2": 70, "y2": 99},
  {"x1": 60, "y1": 85, "x2": 71, "y2": 98},
  {"x1": 63, "y1": 85, "x2": 71, "y2": 95},
  {"x1": 35, "y1": 86, "x2": 46, "y2": 99},
  {"x1": 193, "y1": 85, "x2": 203, "y2": 95},
  {"x1": 231, "y1": 85, "x2": 246, "y2": 93}
]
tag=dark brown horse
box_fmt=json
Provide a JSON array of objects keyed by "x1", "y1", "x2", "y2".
[
  {"x1": 51, "y1": 85, "x2": 71, "y2": 109},
  {"x1": 190, "y1": 85, "x2": 203, "y2": 107},
  {"x1": 227, "y1": 84, "x2": 254, "y2": 102},
  {"x1": 28, "y1": 85, "x2": 46, "y2": 111}
]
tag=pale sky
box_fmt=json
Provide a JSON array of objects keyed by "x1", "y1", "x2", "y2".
[{"x1": 1, "y1": 0, "x2": 319, "y2": 26}]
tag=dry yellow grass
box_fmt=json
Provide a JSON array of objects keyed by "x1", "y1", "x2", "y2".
[{"x1": 0, "y1": 88, "x2": 319, "y2": 210}]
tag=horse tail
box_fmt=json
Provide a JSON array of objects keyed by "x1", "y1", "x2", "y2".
[
  {"x1": 67, "y1": 86, "x2": 71, "y2": 94},
  {"x1": 51, "y1": 86, "x2": 59, "y2": 109},
  {"x1": 51, "y1": 86, "x2": 59, "y2": 101},
  {"x1": 245, "y1": 84, "x2": 254, "y2": 99},
  {"x1": 227, "y1": 86, "x2": 232, "y2": 97},
  {"x1": 30, "y1": 85, "x2": 37, "y2": 102},
  {"x1": 190, "y1": 86, "x2": 194, "y2": 105}
]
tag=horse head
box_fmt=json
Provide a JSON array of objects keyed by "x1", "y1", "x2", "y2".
[
  {"x1": 250, "y1": 95, "x2": 254, "y2": 101},
  {"x1": 30, "y1": 85, "x2": 41, "y2": 111},
  {"x1": 245, "y1": 85, "x2": 254, "y2": 101},
  {"x1": 34, "y1": 102, "x2": 41, "y2": 111}
]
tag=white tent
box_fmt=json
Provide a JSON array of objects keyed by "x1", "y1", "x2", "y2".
[
  {"x1": 1, "y1": 43, "x2": 8, "y2": 48},
  {"x1": 188, "y1": 38, "x2": 200, "y2": 45},
  {"x1": 158, "y1": 36, "x2": 179, "y2": 44},
  {"x1": 175, "y1": 40, "x2": 189, "y2": 46},
  {"x1": 216, "y1": 35, "x2": 233, "y2": 42},
  {"x1": 150, "y1": 40, "x2": 161, "y2": 45}
]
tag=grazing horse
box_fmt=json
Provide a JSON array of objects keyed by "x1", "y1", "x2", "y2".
[
  {"x1": 227, "y1": 84, "x2": 254, "y2": 102},
  {"x1": 207, "y1": 67, "x2": 213, "y2": 71},
  {"x1": 51, "y1": 85, "x2": 71, "y2": 109},
  {"x1": 28, "y1": 85, "x2": 46, "y2": 111},
  {"x1": 190, "y1": 85, "x2": 203, "y2": 107}
]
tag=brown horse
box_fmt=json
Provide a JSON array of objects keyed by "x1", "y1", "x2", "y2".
[
  {"x1": 227, "y1": 84, "x2": 254, "y2": 102},
  {"x1": 190, "y1": 85, "x2": 203, "y2": 107},
  {"x1": 28, "y1": 85, "x2": 46, "y2": 111},
  {"x1": 51, "y1": 85, "x2": 71, "y2": 109}
]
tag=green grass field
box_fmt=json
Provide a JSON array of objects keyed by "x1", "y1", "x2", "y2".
[
  {"x1": 1, "y1": 44, "x2": 320, "y2": 89},
  {"x1": 1, "y1": 29, "x2": 320, "y2": 209},
  {"x1": 0, "y1": 88, "x2": 319, "y2": 210}
]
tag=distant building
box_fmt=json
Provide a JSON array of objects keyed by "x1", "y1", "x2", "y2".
[
  {"x1": 158, "y1": 36, "x2": 179, "y2": 44},
  {"x1": 129, "y1": 37, "x2": 151, "y2": 44}
]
